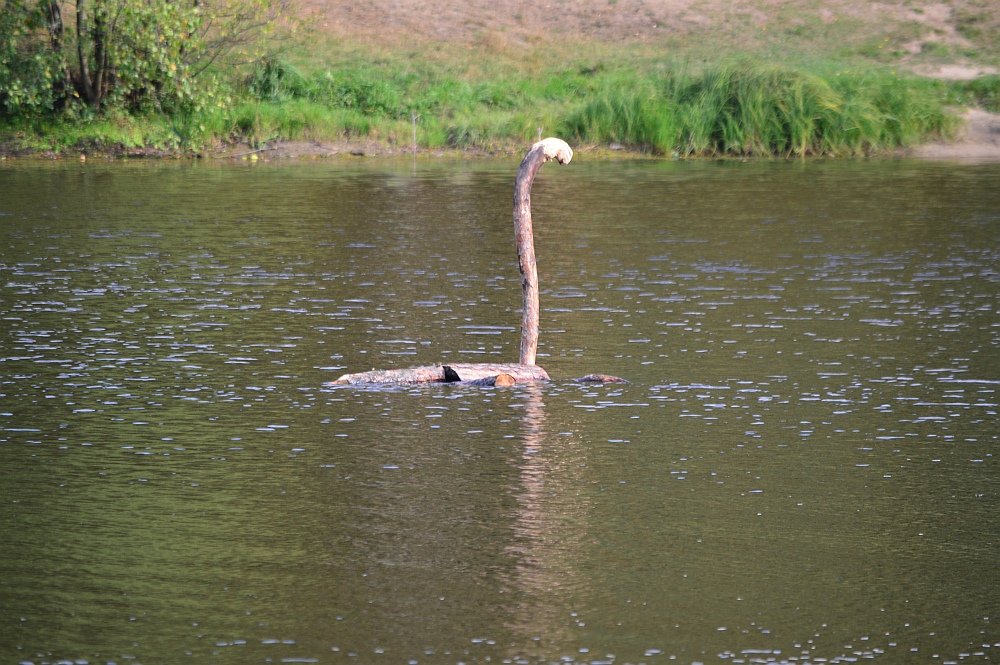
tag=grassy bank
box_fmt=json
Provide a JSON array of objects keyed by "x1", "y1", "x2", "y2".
[
  {"x1": 563, "y1": 61, "x2": 963, "y2": 156},
  {"x1": 4, "y1": 54, "x2": 996, "y2": 158}
]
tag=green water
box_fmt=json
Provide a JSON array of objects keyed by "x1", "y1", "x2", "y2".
[{"x1": 0, "y1": 157, "x2": 997, "y2": 664}]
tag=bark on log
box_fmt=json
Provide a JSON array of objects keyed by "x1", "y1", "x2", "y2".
[
  {"x1": 329, "y1": 363, "x2": 551, "y2": 386},
  {"x1": 514, "y1": 137, "x2": 573, "y2": 366},
  {"x1": 463, "y1": 373, "x2": 517, "y2": 387}
]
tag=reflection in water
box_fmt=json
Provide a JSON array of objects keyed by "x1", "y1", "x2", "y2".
[
  {"x1": 0, "y1": 159, "x2": 998, "y2": 664},
  {"x1": 504, "y1": 384, "x2": 578, "y2": 655}
]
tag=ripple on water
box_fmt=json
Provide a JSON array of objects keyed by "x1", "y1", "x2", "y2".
[{"x1": 1, "y1": 160, "x2": 998, "y2": 664}]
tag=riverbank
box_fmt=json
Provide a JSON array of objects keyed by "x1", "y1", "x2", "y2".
[
  {"x1": 3, "y1": 1, "x2": 998, "y2": 162},
  {"x1": 213, "y1": 107, "x2": 1000, "y2": 162},
  {"x1": 3, "y1": 59, "x2": 996, "y2": 162},
  {"x1": 4, "y1": 108, "x2": 999, "y2": 163}
]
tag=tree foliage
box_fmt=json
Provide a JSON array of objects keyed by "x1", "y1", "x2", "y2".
[{"x1": 0, "y1": 0, "x2": 291, "y2": 118}]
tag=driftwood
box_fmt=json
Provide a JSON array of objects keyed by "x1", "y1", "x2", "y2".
[
  {"x1": 514, "y1": 138, "x2": 572, "y2": 365},
  {"x1": 227, "y1": 146, "x2": 276, "y2": 158},
  {"x1": 329, "y1": 364, "x2": 627, "y2": 386},
  {"x1": 326, "y1": 138, "x2": 626, "y2": 388}
]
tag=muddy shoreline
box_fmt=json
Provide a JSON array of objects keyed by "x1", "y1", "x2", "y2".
[{"x1": 3, "y1": 109, "x2": 999, "y2": 163}]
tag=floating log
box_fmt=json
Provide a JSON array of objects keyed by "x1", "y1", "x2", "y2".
[{"x1": 330, "y1": 363, "x2": 550, "y2": 386}]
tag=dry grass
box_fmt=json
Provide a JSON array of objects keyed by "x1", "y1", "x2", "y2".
[{"x1": 297, "y1": 0, "x2": 1000, "y2": 78}]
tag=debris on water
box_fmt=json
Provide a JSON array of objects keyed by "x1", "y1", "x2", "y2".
[{"x1": 574, "y1": 373, "x2": 628, "y2": 384}]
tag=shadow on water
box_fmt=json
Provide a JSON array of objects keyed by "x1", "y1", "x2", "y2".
[{"x1": 0, "y1": 158, "x2": 998, "y2": 663}]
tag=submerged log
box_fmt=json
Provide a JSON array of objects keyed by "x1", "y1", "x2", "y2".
[
  {"x1": 330, "y1": 363, "x2": 550, "y2": 386},
  {"x1": 574, "y1": 373, "x2": 629, "y2": 384}
]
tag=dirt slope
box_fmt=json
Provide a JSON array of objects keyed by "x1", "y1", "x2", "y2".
[{"x1": 303, "y1": 0, "x2": 999, "y2": 74}]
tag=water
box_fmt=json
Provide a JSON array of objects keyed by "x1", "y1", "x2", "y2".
[{"x1": 1, "y1": 157, "x2": 997, "y2": 664}]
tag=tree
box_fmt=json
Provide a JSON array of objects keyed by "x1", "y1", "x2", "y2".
[{"x1": 0, "y1": 0, "x2": 292, "y2": 118}]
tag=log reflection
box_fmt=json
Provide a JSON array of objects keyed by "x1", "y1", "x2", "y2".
[{"x1": 504, "y1": 383, "x2": 588, "y2": 652}]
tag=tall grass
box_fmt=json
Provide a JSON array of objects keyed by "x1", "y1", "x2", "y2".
[
  {"x1": 562, "y1": 61, "x2": 957, "y2": 156},
  {"x1": 232, "y1": 56, "x2": 570, "y2": 149}
]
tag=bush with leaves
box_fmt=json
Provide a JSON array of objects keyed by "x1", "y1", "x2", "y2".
[
  {"x1": 0, "y1": 0, "x2": 291, "y2": 119},
  {"x1": 0, "y1": 1, "x2": 60, "y2": 116}
]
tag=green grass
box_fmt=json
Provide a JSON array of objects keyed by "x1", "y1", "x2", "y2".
[
  {"x1": 218, "y1": 56, "x2": 963, "y2": 157},
  {"x1": 948, "y1": 74, "x2": 1000, "y2": 111},
  {"x1": 561, "y1": 61, "x2": 960, "y2": 156},
  {"x1": 2, "y1": 111, "x2": 185, "y2": 153},
  {"x1": 0, "y1": 53, "x2": 982, "y2": 158}
]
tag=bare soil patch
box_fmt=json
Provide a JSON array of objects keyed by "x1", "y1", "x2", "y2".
[
  {"x1": 907, "y1": 108, "x2": 1000, "y2": 161},
  {"x1": 302, "y1": 0, "x2": 1000, "y2": 59}
]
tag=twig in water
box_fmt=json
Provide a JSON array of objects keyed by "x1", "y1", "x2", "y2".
[
  {"x1": 228, "y1": 146, "x2": 276, "y2": 158},
  {"x1": 411, "y1": 112, "x2": 420, "y2": 155}
]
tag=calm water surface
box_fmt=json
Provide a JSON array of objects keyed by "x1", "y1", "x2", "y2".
[{"x1": 0, "y1": 157, "x2": 997, "y2": 664}]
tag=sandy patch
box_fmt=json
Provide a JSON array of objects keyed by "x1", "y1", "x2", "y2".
[
  {"x1": 911, "y1": 63, "x2": 999, "y2": 80},
  {"x1": 908, "y1": 108, "x2": 1000, "y2": 161}
]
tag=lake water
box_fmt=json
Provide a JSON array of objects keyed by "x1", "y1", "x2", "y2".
[{"x1": 1, "y1": 156, "x2": 997, "y2": 664}]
